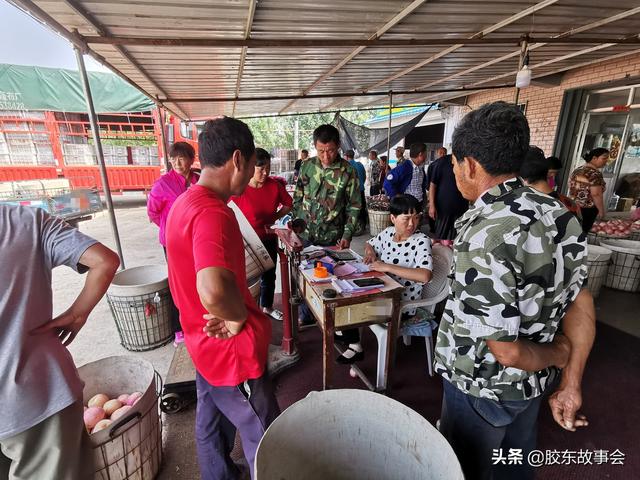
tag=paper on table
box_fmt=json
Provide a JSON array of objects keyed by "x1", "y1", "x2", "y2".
[
  {"x1": 332, "y1": 278, "x2": 381, "y2": 293},
  {"x1": 351, "y1": 262, "x2": 370, "y2": 273},
  {"x1": 318, "y1": 256, "x2": 336, "y2": 265},
  {"x1": 333, "y1": 263, "x2": 357, "y2": 277},
  {"x1": 302, "y1": 245, "x2": 326, "y2": 255}
]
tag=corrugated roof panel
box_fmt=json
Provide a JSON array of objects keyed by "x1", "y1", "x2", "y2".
[{"x1": 10, "y1": 0, "x2": 639, "y2": 117}]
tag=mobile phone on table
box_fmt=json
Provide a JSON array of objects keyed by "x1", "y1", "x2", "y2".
[
  {"x1": 325, "y1": 249, "x2": 356, "y2": 261},
  {"x1": 352, "y1": 277, "x2": 385, "y2": 288}
]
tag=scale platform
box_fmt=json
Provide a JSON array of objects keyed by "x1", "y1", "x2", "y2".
[
  {"x1": 161, "y1": 343, "x2": 197, "y2": 414},
  {"x1": 161, "y1": 343, "x2": 300, "y2": 414}
]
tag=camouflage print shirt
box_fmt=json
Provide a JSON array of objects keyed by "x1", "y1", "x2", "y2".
[
  {"x1": 434, "y1": 178, "x2": 587, "y2": 402},
  {"x1": 292, "y1": 156, "x2": 362, "y2": 246}
]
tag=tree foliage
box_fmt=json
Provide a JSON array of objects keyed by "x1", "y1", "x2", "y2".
[{"x1": 244, "y1": 110, "x2": 378, "y2": 152}]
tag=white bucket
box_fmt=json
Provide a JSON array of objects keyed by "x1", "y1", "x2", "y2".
[
  {"x1": 586, "y1": 245, "x2": 612, "y2": 298},
  {"x1": 78, "y1": 356, "x2": 162, "y2": 480},
  {"x1": 368, "y1": 210, "x2": 392, "y2": 236},
  {"x1": 600, "y1": 239, "x2": 640, "y2": 292},
  {"x1": 255, "y1": 389, "x2": 463, "y2": 480},
  {"x1": 108, "y1": 265, "x2": 168, "y2": 297}
]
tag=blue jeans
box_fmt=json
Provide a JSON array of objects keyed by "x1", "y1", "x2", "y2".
[
  {"x1": 195, "y1": 372, "x2": 280, "y2": 480},
  {"x1": 440, "y1": 379, "x2": 542, "y2": 480}
]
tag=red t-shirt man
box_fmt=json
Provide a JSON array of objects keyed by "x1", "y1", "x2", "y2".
[
  {"x1": 166, "y1": 185, "x2": 270, "y2": 386},
  {"x1": 231, "y1": 177, "x2": 292, "y2": 239}
]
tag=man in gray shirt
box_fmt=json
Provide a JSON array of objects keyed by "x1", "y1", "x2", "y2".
[{"x1": 0, "y1": 205, "x2": 119, "y2": 479}]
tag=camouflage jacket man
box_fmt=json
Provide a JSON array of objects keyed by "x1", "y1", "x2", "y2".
[
  {"x1": 292, "y1": 156, "x2": 362, "y2": 246},
  {"x1": 435, "y1": 178, "x2": 587, "y2": 402}
]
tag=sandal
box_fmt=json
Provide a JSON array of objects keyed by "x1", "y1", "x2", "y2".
[
  {"x1": 336, "y1": 347, "x2": 364, "y2": 365},
  {"x1": 269, "y1": 309, "x2": 284, "y2": 321}
]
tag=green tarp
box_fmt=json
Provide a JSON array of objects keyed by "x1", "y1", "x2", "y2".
[{"x1": 0, "y1": 64, "x2": 155, "y2": 113}]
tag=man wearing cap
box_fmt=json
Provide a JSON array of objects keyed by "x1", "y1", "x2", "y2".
[
  {"x1": 383, "y1": 142, "x2": 429, "y2": 210},
  {"x1": 395, "y1": 146, "x2": 406, "y2": 165}
]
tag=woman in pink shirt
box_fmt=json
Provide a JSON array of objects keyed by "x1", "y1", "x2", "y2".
[
  {"x1": 148, "y1": 142, "x2": 200, "y2": 254},
  {"x1": 147, "y1": 141, "x2": 199, "y2": 340},
  {"x1": 232, "y1": 148, "x2": 292, "y2": 320}
]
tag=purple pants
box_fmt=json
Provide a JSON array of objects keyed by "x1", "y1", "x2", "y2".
[{"x1": 195, "y1": 371, "x2": 280, "y2": 480}]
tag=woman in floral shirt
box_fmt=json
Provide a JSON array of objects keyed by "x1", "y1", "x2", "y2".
[{"x1": 569, "y1": 147, "x2": 608, "y2": 232}]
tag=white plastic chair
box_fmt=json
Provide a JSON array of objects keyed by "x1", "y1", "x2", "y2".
[{"x1": 367, "y1": 244, "x2": 453, "y2": 389}]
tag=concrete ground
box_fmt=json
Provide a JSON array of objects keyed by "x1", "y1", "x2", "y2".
[{"x1": 54, "y1": 196, "x2": 640, "y2": 479}]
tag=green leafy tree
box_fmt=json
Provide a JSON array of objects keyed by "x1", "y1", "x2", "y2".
[{"x1": 244, "y1": 110, "x2": 378, "y2": 152}]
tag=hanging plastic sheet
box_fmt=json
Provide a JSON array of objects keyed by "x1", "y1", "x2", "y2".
[{"x1": 332, "y1": 106, "x2": 433, "y2": 156}]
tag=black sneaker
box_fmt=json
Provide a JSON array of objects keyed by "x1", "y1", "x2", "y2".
[{"x1": 298, "y1": 315, "x2": 315, "y2": 327}]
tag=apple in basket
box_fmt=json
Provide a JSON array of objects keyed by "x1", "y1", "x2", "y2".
[
  {"x1": 103, "y1": 399, "x2": 123, "y2": 416},
  {"x1": 87, "y1": 393, "x2": 109, "y2": 409},
  {"x1": 84, "y1": 407, "x2": 106, "y2": 430},
  {"x1": 126, "y1": 392, "x2": 143, "y2": 406},
  {"x1": 110, "y1": 405, "x2": 133, "y2": 422},
  {"x1": 84, "y1": 391, "x2": 144, "y2": 434},
  {"x1": 92, "y1": 419, "x2": 113, "y2": 434}
]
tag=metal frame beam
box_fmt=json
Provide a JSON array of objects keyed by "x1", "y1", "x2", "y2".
[
  {"x1": 324, "y1": 0, "x2": 561, "y2": 111},
  {"x1": 414, "y1": 47, "x2": 640, "y2": 110},
  {"x1": 278, "y1": 0, "x2": 429, "y2": 114},
  {"x1": 62, "y1": 0, "x2": 176, "y2": 110},
  {"x1": 341, "y1": 6, "x2": 640, "y2": 111},
  {"x1": 6, "y1": 0, "x2": 188, "y2": 120},
  {"x1": 409, "y1": 46, "x2": 640, "y2": 107},
  {"x1": 412, "y1": 6, "x2": 640, "y2": 91},
  {"x1": 232, "y1": 0, "x2": 258, "y2": 117},
  {"x1": 164, "y1": 84, "x2": 512, "y2": 104},
  {"x1": 79, "y1": 35, "x2": 640, "y2": 48}
]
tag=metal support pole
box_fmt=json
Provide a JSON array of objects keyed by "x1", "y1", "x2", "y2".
[
  {"x1": 74, "y1": 46, "x2": 126, "y2": 268},
  {"x1": 514, "y1": 39, "x2": 528, "y2": 106},
  {"x1": 158, "y1": 107, "x2": 171, "y2": 171},
  {"x1": 386, "y1": 92, "x2": 393, "y2": 157},
  {"x1": 278, "y1": 248, "x2": 296, "y2": 355},
  {"x1": 294, "y1": 119, "x2": 300, "y2": 151}
]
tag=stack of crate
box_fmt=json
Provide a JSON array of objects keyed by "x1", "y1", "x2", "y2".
[
  {"x1": 271, "y1": 148, "x2": 298, "y2": 173},
  {"x1": 149, "y1": 146, "x2": 159, "y2": 166},
  {"x1": 7, "y1": 141, "x2": 37, "y2": 165},
  {"x1": 131, "y1": 146, "x2": 152, "y2": 166},
  {"x1": 33, "y1": 133, "x2": 56, "y2": 165},
  {"x1": 0, "y1": 132, "x2": 9, "y2": 165},
  {"x1": 63, "y1": 143, "x2": 96, "y2": 165},
  {"x1": 3, "y1": 120, "x2": 36, "y2": 164},
  {"x1": 103, "y1": 145, "x2": 128, "y2": 165}
]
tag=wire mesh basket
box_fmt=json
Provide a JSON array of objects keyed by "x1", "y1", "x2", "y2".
[
  {"x1": 107, "y1": 289, "x2": 174, "y2": 351},
  {"x1": 107, "y1": 265, "x2": 174, "y2": 352},
  {"x1": 586, "y1": 245, "x2": 612, "y2": 298},
  {"x1": 368, "y1": 209, "x2": 392, "y2": 236},
  {"x1": 79, "y1": 356, "x2": 163, "y2": 480},
  {"x1": 601, "y1": 239, "x2": 640, "y2": 293}
]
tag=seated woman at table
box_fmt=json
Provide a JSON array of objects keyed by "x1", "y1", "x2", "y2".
[{"x1": 336, "y1": 194, "x2": 433, "y2": 364}]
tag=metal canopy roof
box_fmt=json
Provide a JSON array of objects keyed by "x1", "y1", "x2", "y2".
[{"x1": 8, "y1": 0, "x2": 640, "y2": 119}]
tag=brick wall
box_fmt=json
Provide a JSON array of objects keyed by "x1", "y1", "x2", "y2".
[{"x1": 464, "y1": 52, "x2": 640, "y2": 155}]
